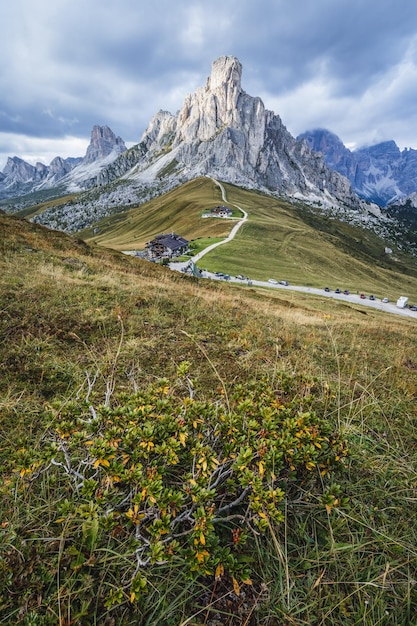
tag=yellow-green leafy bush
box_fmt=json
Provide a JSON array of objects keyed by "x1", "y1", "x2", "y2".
[{"x1": 3, "y1": 369, "x2": 348, "y2": 622}]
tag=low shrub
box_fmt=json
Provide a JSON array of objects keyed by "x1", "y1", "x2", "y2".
[{"x1": 1, "y1": 366, "x2": 347, "y2": 624}]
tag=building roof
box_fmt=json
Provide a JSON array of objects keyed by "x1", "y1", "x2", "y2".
[
  {"x1": 211, "y1": 205, "x2": 232, "y2": 213},
  {"x1": 148, "y1": 233, "x2": 189, "y2": 251}
]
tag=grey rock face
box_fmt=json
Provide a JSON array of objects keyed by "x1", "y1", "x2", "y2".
[
  {"x1": 299, "y1": 128, "x2": 417, "y2": 206},
  {"x1": 99, "y1": 56, "x2": 363, "y2": 212},
  {"x1": 83, "y1": 125, "x2": 127, "y2": 164},
  {"x1": 0, "y1": 125, "x2": 126, "y2": 199},
  {"x1": 0, "y1": 157, "x2": 49, "y2": 199},
  {"x1": 3, "y1": 157, "x2": 40, "y2": 184}
]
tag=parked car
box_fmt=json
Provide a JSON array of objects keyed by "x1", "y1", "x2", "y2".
[
  {"x1": 369, "y1": 294, "x2": 376, "y2": 301},
  {"x1": 335, "y1": 288, "x2": 341, "y2": 294},
  {"x1": 268, "y1": 278, "x2": 278, "y2": 284},
  {"x1": 410, "y1": 305, "x2": 417, "y2": 311},
  {"x1": 343, "y1": 289, "x2": 350, "y2": 295},
  {"x1": 382, "y1": 297, "x2": 389, "y2": 303},
  {"x1": 360, "y1": 293, "x2": 366, "y2": 299},
  {"x1": 279, "y1": 280, "x2": 289, "y2": 286},
  {"x1": 324, "y1": 287, "x2": 330, "y2": 292}
]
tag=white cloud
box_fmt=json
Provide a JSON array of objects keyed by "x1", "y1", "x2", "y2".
[
  {"x1": 0, "y1": 133, "x2": 89, "y2": 170},
  {"x1": 3, "y1": 0, "x2": 417, "y2": 168}
]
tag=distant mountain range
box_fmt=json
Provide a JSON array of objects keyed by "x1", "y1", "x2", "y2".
[
  {"x1": 2, "y1": 56, "x2": 417, "y2": 244},
  {"x1": 0, "y1": 125, "x2": 126, "y2": 199},
  {"x1": 298, "y1": 129, "x2": 417, "y2": 207}
]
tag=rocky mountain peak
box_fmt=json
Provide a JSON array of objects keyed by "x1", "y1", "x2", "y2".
[
  {"x1": 83, "y1": 125, "x2": 127, "y2": 164},
  {"x1": 2, "y1": 58, "x2": 372, "y2": 224},
  {"x1": 298, "y1": 128, "x2": 357, "y2": 182},
  {"x1": 207, "y1": 56, "x2": 242, "y2": 106},
  {"x1": 301, "y1": 129, "x2": 417, "y2": 205},
  {"x1": 3, "y1": 157, "x2": 37, "y2": 183},
  {"x1": 87, "y1": 57, "x2": 363, "y2": 214},
  {"x1": 0, "y1": 125, "x2": 126, "y2": 199}
]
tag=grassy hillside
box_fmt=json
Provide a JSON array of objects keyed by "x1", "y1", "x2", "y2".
[
  {"x1": 201, "y1": 183, "x2": 417, "y2": 295},
  {"x1": 2, "y1": 211, "x2": 417, "y2": 625},
  {"x1": 83, "y1": 178, "x2": 235, "y2": 251},
  {"x1": 85, "y1": 178, "x2": 417, "y2": 303}
]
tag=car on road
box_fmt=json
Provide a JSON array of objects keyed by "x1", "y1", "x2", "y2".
[
  {"x1": 382, "y1": 297, "x2": 389, "y2": 303},
  {"x1": 335, "y1": 288, "x2": 341, "y2": 294},
  {"x1": 369, "y1": 294, "x2": 376, "y2": 301},
  {"x1": 268, "y1": 278, "x2": 278, "y2": 284},
  {"x1": 410, "y1": 305, "x2": 417, "y2": 311},
  {"x1": 324, "y1": 287, "x2": 330, "y2": 292},
  {"x1": 343, "y1": 289, "x2": 350, "y2": 295},
  {"x1": 279, "y1": 280, "x2": 289, "y2": 286},
  {"x1": 360, "y1": 294, "x2": 366, "y2": 299}
]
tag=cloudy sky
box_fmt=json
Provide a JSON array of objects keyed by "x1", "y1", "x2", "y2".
[{"x1": 2, "y1": 0, "x2": 417, "y2": 170}]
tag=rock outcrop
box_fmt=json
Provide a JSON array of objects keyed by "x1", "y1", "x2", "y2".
[
  {"x1": 83, "y1": 125, "x2": 126, "y2": 164},
  {"x1": 92, "y1": 56, "x2": 363, "y2": 212},
  {"x1": 299, "y1": 128, "x2": 417, "y2": 206}
]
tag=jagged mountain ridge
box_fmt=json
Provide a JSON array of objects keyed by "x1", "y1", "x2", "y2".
[
  {"x1": 4, "y1": 58, "x2": 368, "y2": 213},
  {"x1": 0, "y1": 125, "x2": 126, "y2": 200},
  {"x1": 3, "y1": 56, "x2": 406, "y2": 242},
  {"x1": 91, "y1": 57, "x2": 363, "y2": 211},
  {"x1": 27, "y1": 56, "x2": 394, "y2": 235},
  {"x1": 298, "y1": 128, "x2": 417, "y2": 207}
]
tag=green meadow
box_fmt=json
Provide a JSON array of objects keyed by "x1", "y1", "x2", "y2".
[{"x1": 87, "y1": 177, "x2": 417, "y2": 303}]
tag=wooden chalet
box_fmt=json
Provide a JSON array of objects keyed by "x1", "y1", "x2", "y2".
[{"x1": 146, "y1": 233, "x2": 189, "y2": 259}]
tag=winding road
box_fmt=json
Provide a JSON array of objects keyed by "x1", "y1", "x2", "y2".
[
  {"x1": 191, "y1": 178, "x2": 248, "y2": 263},
  {"x1": 168, "y1": 179, "x2": 416, "y2": 319}
]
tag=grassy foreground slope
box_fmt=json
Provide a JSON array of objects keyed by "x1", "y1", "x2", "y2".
[{"x1": 1, "y1": 211, "x2": 417, "y2": 625}]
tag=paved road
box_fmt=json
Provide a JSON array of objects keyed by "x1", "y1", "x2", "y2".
[
  {"x1": 167, "y1": 178, "x2": 416, "y2": 319},
  {"x1": 170, "y1": 255, "x2": 416, "y2": 318},
  {"x1": 199, "y1": 273, "x2": 417, "y2": 319}
]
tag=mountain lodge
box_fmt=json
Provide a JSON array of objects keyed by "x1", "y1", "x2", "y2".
[{"x1": 146, "y1": 233, "x2": 189, "y2": 259}]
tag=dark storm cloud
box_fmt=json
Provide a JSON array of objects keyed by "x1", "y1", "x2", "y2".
[{"x1": 2, "y1": 0, "x2": 417, "y2": 168}]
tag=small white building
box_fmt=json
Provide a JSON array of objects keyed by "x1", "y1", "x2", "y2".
[
  {"x1": 210, "y1": 205, "x2": 233, "y2": 218},
  {"x1": 396, "y1": 296, "x2": 408, "y2": 309}
]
